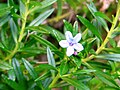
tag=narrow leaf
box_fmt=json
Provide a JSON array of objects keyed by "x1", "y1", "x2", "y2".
[
  {"x1": 29, "y1": 0, "x2": 56, "y2": 13},
  {"x1": 0, "y1": 6, "x2": 12, "y2": 17},
  {"x1": 12, "y1": 58, "x2": 26, "y2": 90},
  {"x1": 47, "y1": 47, "x2": 56, "y2": 78},
  {"x1": 12, "y1": 58, "x2": 25, "y2": 83},
  {"x1": 104, "y1": 47, "x2": 120, "y2": 53},
  {"x1": 19, "y1": 0, "x2": 26, "y2": 17},
  {"x1": 32, "y1": 35, "x2": 63, "y2": 58},
  {"x1": 47, "y1": 47, "x2": 56, "y2": 67},
  {"x1": 37, "y1": 64, "x2": 57, "y2": 71},
  {"x1": 94, "y1": 12, "x2": 112, "y2": 23},
  {"x1": 22, "y1": 58, "x2": 43, "y2": 89},
  {"x1": 77, "y1": 16, "x2": 102, "y2": 41},
  {"x1": 63, "y1": 20, "x2": 73, "y2": 33},
  {"x1": 95, "y1": 54, "x2": 120, "y2": 62},
  {"x1": 0, "y1": 15, "x2": 10, "y2": 26},
  {"x1": 2, "y1": 75, "x2": 21, "y2": 90},
  {"x1": 95, "y1": 71, "x2": 119, "y2": 88},
  {"x1": 87, "y1": 2, "x2": 109, "y2": 32},
  {"x1": 73, "y1": 21, "x2": 79, "y2": 36},
  {"x1": 32, "y1": 35, "x2": 57, "y2": 50},
  {"x1": 0, "y1": 61, "x2": 12, "y2": 70},
  {"x1": 62, "y1": 78, "x2": 90, "y2": 90},
  {"x1": 26, "y1": 26, "x2": 49, "y2": 34},
  {"x1": 9, "y1": 18, "x2": 18, "y2": 43},
  {"x1": 22, "y1": 58, "x2": 37, "y2": 79},
  {"x1": 29, "y1": 9, "x2": 54, "y2": 26},
  {"x1": 73, "y1": 69, "x2": 96, "y2": 75},
  {"x1": 57, "y1": 0, "x2": 62, "y2": 16},
  {"x1": 60, "y1": 60, "x2": 69, "y2": 76}
]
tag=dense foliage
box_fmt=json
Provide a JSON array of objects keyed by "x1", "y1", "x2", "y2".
[{"x1": 0, "y1": 0, "x2": 120, "y2": 90}]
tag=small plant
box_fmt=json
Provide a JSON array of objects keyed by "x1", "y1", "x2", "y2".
[{"x1": 0, "y1": 0, "x2": 120, "y2": 90}]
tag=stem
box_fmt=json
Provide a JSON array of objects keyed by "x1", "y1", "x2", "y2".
[
  {"x1": 18, "y1": 13, "x2": 28, "y2": 42},
  {"x1": 47, "y1": 11, "x2": 72, "y2": 23},
  {"x1": 49, "y1": 74, "x2": 60, "y2": 88},
  {"x1": 82, "y1": 3, "x2": 120, "y2": 62},
  {"x1": 4, "y1": 3, "x2": 29, "y2": 60}
]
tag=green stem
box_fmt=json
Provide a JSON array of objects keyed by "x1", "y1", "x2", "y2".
[
  {"x1": 18, "y1": 13, "x2": 28, "y2": 42},
  {"x1": 48, "y1": 11, "x2": 72, "y2": 23},
  {"x1": 4, "y1": 4, "x2": 29, "y2": 60},
  {"x1": 82, "y1": 3, "x2": 120, "y2": 62},
  {"x1": 49, "y1": 74, "x2": 60, "y2": 88}
]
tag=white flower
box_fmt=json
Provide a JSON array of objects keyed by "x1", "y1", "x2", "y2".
[{"x1": 59, "y1": 31, "x2": 84, "y2": 56}]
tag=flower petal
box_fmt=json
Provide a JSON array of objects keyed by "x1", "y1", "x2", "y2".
[
  {"x1": 73, "y1": 43, "x2": 84, "y2": 52},
  {"x1": 66, "y1": 46, "x2": 74, "y2": 56},
  {"x1": 65, "y1": 31, "x2": 73, "y2": 42},
  {"x1": 59, "y1": 40, "x2": 69, "y2": 48},
  {"x1": 73, "y1": 33, "x2": 81, "y2": 43}
]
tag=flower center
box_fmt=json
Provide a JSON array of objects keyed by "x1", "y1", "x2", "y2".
[{"x1": 69, "y1": 42, "x2": 74, "y2": 46}]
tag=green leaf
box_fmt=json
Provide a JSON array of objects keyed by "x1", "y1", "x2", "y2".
[
  {"x1": 12, "y1": 14, "x2": 22, "y2": 19},
  {"x1": 73, "y1": 21, "x2": 79, "y2": 36},
  {"x1": 39, "y1": 0, "x2": 57, "y2": 8},
  {"x1": 12, "y1": 58, "x2": 26, "y2": 90},
  {"x1": 62, "y1": 78, "x2": 90, "y2": 90},
  {"x1": 26, "y1": 25, "x2": 65, "y2": 40},
  {"x1": 8, "y1": 0, "x2": 14, "y2": 7},
  {"x1": 39, "y1": 25, "x2": 65, "y2": 40},
  {"x1": 32, "y1": 35, "x2": 57, "y2": 50},
  {"x1": 63, "y1": 20, "x2": 73, "y2": 33},
  {"x1": 95, "y1": 54, "x2": 120, "y2": 62},
  {"x1": 66, "y1": 0, "x2": 76, "y2": 10},
  {"x1": 43, "y1": 78, "x2": 52, "y2": 89},
  {"x1": 29, "y1": 1, "x2": 41, "y2": 8},
  {"x1": 2, "y1": 74, "x2": 21, "y2": 90},
  {"x1": 47, "y1": 47, "x2": 56, "y2": 67},
  {"x1": 0, "y1": 3, "x2": 7, "y2": 9},
  {"x1": 22, "y1": 58, "x2": 43, "y2": 89},
  {"x1": 95, "y1": 70, "x2": 119, "y2": 88},
  {"x1": 84, "y1": 37, "x2": 96, "y2": 53},
  {"x1": 77, "y1": 16, "x2": 102, "y2": 41},
  {"x1": 29, "y1": 0, "x2": 57, "y2": 13},
  {"x1": 94, "y1": 12, "x2": 112, "y2": 23},
  {"x1": 29, "y1": 9, "x2": 54, "y2": 26},
  {"x1": 47, "y1": 47, "x2": 56, "y2": 78},
  {"x1": 37, "y1": 64, "x2": 57, "y2": 71},
  {"x1": 47, "y1": 47, "x2": 56, "y2": 68},
  {"x1": 87, "y1": 2, "x2": 109, "y2": 32},
  {"x1": 0, "y1": 15, "x2": 10, "y2": 26},
  {"x1": 31, "y1": 34, "x2": 64, "y2": 58},
  {"x1": 103, "y1": 47, "x2": 120, "y2": 53},
  {"x1": 9, "y1": 18, "x2": 18, "y2": 43},
  {"x1": 18, "y1": 47, "x2": 45, "y2": 55},
  {"x1": 101, "y1": 86, "x2": 119, "y2": 90},
  {"x1": 89, "y1": 61, "x2": 111, "y2": 70},
  {"x1": 109, "y1": 38, "x2": 117, "y2": 48},
  {"x1": 73, "y1": 69, "x2": 96, "y2": 75},
  {"x1": 35, "y1": 71, "x2": 51, "y2": 81},
  {"x1": 12, "y1": 58, "x2": 25, "y2": 82},
  {"x1": 19, "y1": 0, "x2": 26, "y2": 17},
  {"x1": 57, "y1": 0, "x2": 62, "y2": 16},
  {"x1": 52, "y1": 29, "x2": 63, "y2": 42},
  {"x1": 72, "y1": 57, "x2": 82, "y2": 68},
  {"x1": 53, "y1": 81, "x2": 69, "y2": 88},
  {"x1": 0, "y1": 61, "x2": 12, "y2": 70},
  {"x1": 60, "y1": 60, "x2": 69, "y2": 75},
  {"x1": 0, "y1": 6, "x2": 12, "y2": 17},
  {"x1": 26, "y1": 26, "x2": 49, "y2": 34},
  {"x1": 8, "y1": 69, "x2": 16, "y2": 81},
  {"x1": 22, "y1": 58, "x2": 37, "y2": 79}
]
